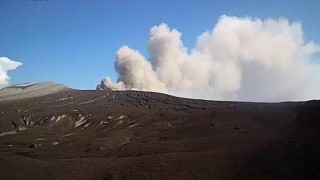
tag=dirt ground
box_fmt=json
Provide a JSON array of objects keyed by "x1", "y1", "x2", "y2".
[{"x1": 0, "y1": 89, "x2": 319, "y2": 179}]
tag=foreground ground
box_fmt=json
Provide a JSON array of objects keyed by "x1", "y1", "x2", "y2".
[{"x1": 0, "y1": 88, "x2": 319, "y2": 179}]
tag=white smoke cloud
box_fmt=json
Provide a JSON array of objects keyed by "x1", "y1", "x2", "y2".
[
  {"x1": 98, "y1": 15, "x2": 320, "y2": 102},
  {"x1": 0, "y1": 57, "x2": 23, "y2": 88}
]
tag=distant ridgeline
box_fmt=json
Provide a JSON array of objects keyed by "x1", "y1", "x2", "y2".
[{"x1": 0, "y1": 82, "x2": 68, "y2": 101}]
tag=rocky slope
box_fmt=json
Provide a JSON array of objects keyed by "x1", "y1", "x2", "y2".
[{"x1": 0, "y1": 83, "x2": 319, "y2": 179}]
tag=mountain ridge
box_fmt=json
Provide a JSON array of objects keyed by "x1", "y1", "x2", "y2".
[{"x1": 0, "y1": 82, "x2": 68, "y2": 101}]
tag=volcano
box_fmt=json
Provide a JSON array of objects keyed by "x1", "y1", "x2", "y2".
[{"x1": 0, "y1": 82, "x2": 319, "y2": 180}]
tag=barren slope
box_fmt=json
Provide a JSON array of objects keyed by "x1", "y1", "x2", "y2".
[
  {"x1": 0, "y1": 86, "x2": 319, "y2": 180},
  {"x1": 0, "y1": 82, "x2": 68, "y2": 101}
]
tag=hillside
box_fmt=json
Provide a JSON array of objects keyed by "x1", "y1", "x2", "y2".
[{"x1": 0, "y1": 83, "x2": 319, "y2": 180}]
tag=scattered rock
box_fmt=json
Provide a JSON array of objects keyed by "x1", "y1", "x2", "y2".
[
  {"x1": 75, "y1": 116, "x2": 87, "y2": 127},
  {"x1": 129, "y1": 124, "x2": 138, "y2": 128},
  {"x1": 11, "y1": 121, "x2": 19, "y2": 132},
  {"x1": 210, "y1": 122, "x2": 217, "y2": 127},
  {"x1": 28, "y1": 143, "x2": 41, "y2": 148},
  {"x1": 52, "y1": 141, "x2": 59, "y2": 145},
  {"x1": 234, "y1": 126, "x2": 240, "y2": 130}
]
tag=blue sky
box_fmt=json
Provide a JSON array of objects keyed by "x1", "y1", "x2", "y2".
[{"x1": 1, "y1": 0, "x2": 320, "y2": 89}]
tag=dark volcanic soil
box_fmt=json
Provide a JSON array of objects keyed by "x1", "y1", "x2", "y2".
[{"x1": 0, "y1": 89, "x2": 319, "y2": 180}]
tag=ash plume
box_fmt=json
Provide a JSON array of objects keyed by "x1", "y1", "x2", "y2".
[{"x1": 98, "y1": 15, "x2": 320, "y2": 101}]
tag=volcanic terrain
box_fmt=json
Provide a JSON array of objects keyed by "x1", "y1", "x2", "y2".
[{"x1": 0, "y1": 82, "x2": 319, "y2": 180}]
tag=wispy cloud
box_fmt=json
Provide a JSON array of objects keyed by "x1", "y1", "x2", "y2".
[{"x1": 0, "y1": 57, "x2": 23, "y2": 88}]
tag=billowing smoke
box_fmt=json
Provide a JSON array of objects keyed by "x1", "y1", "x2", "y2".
[
  {"x1": 98, "y1": 15, "x2": 320, "y2": 102},
  {"x1": 0, "y1": 57, "x2": 23, "y2": 88}
]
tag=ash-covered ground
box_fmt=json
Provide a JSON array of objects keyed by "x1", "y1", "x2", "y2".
[{"x1": 0, "y1": 83, "x2": 319, "y2": 180}]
